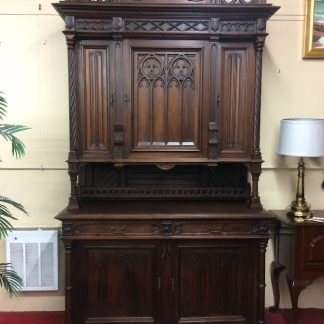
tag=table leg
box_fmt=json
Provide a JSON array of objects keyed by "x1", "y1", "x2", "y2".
[
  {"x1": 286, "y1": 274, "x2": 311, "y2": 324},
  {"x1": 269, "y1": 260, "x2": 285, "y2": 312}
]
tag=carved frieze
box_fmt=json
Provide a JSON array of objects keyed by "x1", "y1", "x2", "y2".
[
  {"x1": 79, "y1": 187, "x2": 249, "y2": 199},
  {"x1": 61, "y1": 220, "x2": 271, "y2": 237},
  {"x1": 75, "y1": 18, "x2": 257, "y2": 35}
]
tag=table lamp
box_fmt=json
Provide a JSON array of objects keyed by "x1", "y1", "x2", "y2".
[{"x1": 277, "y1": 118, "x2": 324, "y2": 222}]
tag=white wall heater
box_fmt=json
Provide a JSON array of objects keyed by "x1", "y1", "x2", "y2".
[{"x1": 6, "y1": 229, "x2": 58, "y2": 291}]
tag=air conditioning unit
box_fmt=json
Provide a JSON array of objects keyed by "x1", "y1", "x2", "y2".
[{"x1": 6, "y1": 229, "x2": 58, "y2": 291}]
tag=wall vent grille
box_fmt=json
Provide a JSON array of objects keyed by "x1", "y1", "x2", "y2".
[{"x1": 6, "y1": 230, "x2": 58, "y2": 291}]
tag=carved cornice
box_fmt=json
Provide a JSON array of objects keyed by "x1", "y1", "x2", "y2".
[{"x1": 62, "y1": 0, "x2": 267, "y2": 4}]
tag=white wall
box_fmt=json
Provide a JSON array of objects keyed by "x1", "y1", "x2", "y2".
[
  {"x1": 0, "y1": 0, "x2": 324, "y2": 312},
  {"x1": 262, "y1": 0, "x2": 324, "y2": 309}
]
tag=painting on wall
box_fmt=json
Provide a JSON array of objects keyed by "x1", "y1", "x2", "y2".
[{"x1": 303, "y1": 0, "x2": 324, "y2": 58}]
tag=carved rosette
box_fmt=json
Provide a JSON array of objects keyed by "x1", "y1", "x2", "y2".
[
  {"x1": 249, "y1": 222, "x2": 269, "y2": 235},
  {"x1": 62, "y1": 222, "x2": 74, "y2": 235},
  {"x1": 257, "y1": 18, "x2": 267, "y2": 33}
]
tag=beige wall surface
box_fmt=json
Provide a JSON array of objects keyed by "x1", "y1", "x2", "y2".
[{"x1": 0, "y1": 0, "x2": 324, "y2": 312}]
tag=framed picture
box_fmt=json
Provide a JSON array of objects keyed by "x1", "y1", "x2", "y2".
[{"x1": 303, "y1": 0, "x2": 324, "y2": 58}]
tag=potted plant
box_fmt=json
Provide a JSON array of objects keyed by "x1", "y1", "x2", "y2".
[{"x1": 0, "y1": 92, "x2": 29, "y2": 295}]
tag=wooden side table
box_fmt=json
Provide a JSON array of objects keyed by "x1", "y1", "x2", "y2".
[{"x1": 270, "y1": 210, "x2": 324, "y2": 324}]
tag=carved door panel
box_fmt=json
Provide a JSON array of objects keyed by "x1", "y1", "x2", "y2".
[
  {"x1": 123, "y1": 39, "x2": 209, "y2": 160},
  {"x1": 78, "y1": 41, "x2": 114, "y2": 160},
  {"x1": 171, "y1": 241, "x2": 257, "y2": 324},
  {"x1": 71, "y1": 241, "x2": 162, "y2": 324},
  {"x1": 217, "y1": 43, "x2": 255, "y2": 159}
]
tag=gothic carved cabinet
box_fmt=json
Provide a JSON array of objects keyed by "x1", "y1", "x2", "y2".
[{"x1": 53, "y1": 1, "x2": 279, "y2": 323}]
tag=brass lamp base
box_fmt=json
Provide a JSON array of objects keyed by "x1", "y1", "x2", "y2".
[
  {"x1": 286, "y1": 157, "x2": 313, "y2": 223},
  {"x1": 286, "y1": 200, "x2": 313, "y2": 223}
]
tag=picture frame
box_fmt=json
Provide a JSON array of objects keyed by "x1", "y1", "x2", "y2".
[{"x1": 303, "y1": 0, "x2": 324, "y2": 58}]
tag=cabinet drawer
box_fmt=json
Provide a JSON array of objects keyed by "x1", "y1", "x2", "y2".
[
  {"x1": 299, "y1": 227, "x2": 324, "y2": 271},
  {"x1": 62, "y1": 220, "x2": 269, "y2": 238}
]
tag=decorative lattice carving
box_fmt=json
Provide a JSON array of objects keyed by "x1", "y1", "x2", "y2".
[
  {"x1": 76, "y1": 18, "x2": 256, "y2": 34},
  {"x1": 219, "y1": 22, "x2": 256, "y2": 33},
  {"x1": 221, "y1": 0, "x2": 258, "y2": 3},
  {"x1": 76, "y1": 19, "x2": 113, "y2": 30},
  {"x1": 125, "y1": 20, "x2": 209, "y2": 32}
]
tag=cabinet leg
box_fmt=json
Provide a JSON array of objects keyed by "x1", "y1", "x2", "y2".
[
  {"x1": 286, "y1": 275, "x2": 310, "y2": 324},
  {"x1": 269, "y1": 260, "x2": 285, "y2": 312}
]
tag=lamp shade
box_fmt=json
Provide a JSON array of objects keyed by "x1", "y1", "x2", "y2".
[{"x1": 277, "y1": 118, "x2": 324, "y2": 157}]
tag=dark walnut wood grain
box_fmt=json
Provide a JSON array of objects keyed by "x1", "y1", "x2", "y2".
[
  {"x1": 270, "y1": 210, "x2": 324, "y2": 324},
  {"x1": 53, "y1": 1, "x2": 279, "y2": 323}
]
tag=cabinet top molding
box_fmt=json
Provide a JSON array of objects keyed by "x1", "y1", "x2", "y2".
[
  {"x1": 53, "y1": 1, "x2": 279, "y2": 22},
  {"x1": 59, "y1": 0, "x2": 270, "y2": 4}
]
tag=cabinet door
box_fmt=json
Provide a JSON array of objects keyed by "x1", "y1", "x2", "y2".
[
  {"x1": 78, "y1": 41, "x2": 113, "y2": 160},
  {"x1": 72, "y1": 240, "x2": 161, "y2": 324},
  {"x1": 123, "y1": 39, "x2": 209, "y2": 160},
  {"x1": 217, "y1": 43, "x2": 255, "y2": 159},
  {"x1": 171, "y1": 241, "x2": 257, "y2": 324}
]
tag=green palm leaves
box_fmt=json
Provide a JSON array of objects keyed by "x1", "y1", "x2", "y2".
[
  {"x1": 0, "y1": 92, "x2": 29, "y2": 158},
  {"x1": 0, "y1": 92, "x2": 29, "y2": 295},
  {"x1": 0, "y1": 196, "x2": 27, "y2": 239},
  {"x1": 0, "y1": 263, "x2": 23, "y2": 296}
]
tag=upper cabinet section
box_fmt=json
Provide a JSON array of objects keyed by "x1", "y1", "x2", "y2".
[{"x1": 53, "y1": 1, "x2": 279, "y2": 164}]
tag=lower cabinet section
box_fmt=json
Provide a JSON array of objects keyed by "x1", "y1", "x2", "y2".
[
  {"x1": 72, "y1": 241, "x2": 160, "y2": 323},
  {"x1": 69, "y1": 240, "x2": 262, "y2": 324}
]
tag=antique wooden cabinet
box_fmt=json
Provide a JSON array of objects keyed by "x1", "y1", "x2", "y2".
[{"x1": 53, "y1": 1, "x2": 279, "y2": 323}]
